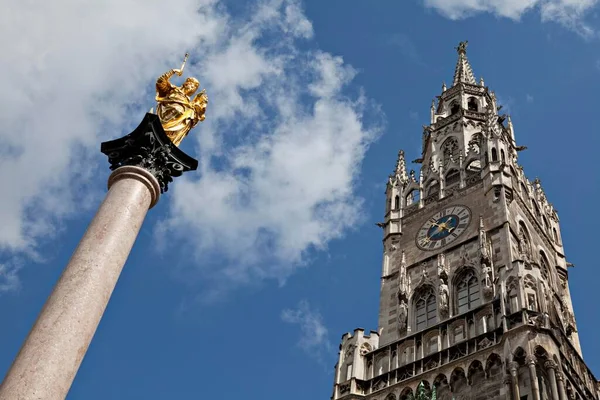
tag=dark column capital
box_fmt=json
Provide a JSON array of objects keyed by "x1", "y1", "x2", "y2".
[{"x1": 101, "y1": 113, "x2": 198, "y2": 193}]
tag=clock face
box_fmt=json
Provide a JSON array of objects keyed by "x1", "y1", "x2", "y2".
[{"x1": 416, "y1": 205, "x2": 472, "y2": 251}]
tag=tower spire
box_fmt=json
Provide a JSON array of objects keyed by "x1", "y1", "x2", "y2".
[{"x1": 452, "y1": 41, "x2": 476, "y2": 86}]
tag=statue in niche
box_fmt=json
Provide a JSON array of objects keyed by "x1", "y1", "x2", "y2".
[
  {"x1": 439, "y1": 279, "x2": 449, "y2": 313},
  {"x1": 518, "y1": 230, "x2": 531, "y2": 260},
  {"x1": 481, "y1": 262, "x2": 492, "y2": 297},
  {"x1": 398, "y1": 300, "x2": 408, "y2": 332}
]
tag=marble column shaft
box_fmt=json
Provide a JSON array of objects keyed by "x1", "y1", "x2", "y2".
[
  {"x1": 527, "y1": 357, "x2": 541, "y2": 400},
  {"x1": 0, "y1": 166, "x2": 160, "y2": 400},
  {"x1": 546, "y1": 361, "x2": 561, "y2": 400},
  {"x1": 509, "y1": 362, "x2": 521, "y2": 400}
]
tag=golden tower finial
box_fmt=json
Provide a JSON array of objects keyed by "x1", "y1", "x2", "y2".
[{"x1": 154, "y1": 53, "x2": 208, "y2": 146}]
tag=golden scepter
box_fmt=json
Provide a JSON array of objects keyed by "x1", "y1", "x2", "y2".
[{"x1": 175, "y1": 53, "x2": 189, "y2": 76}]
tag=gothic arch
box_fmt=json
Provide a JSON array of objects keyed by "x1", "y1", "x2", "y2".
[
  {"x1": 449, "y1": 367, "x2": 467, "y2": 392},
  {"x1": 425, "y1": 179, "x2": 440, "y2": 197},
  {"x1": 449, "y1": 100, "x2": 460, "y2": 115},
  {"x1": 393, "y1": 194, "x2": 400, "y2": 210},
  {"x1": 539, "y1": 250, "x2": 553, "y2": 287},
  {"x1": 442, "y1": 137, "x2": 460, "y2": 165},
  {"x1": 534, "y1": 345, "x2": 549, "y2": 360},
  {"x1": 405, "y1": 188, "x2": 420, "y2": 206},
  {"x1": 467, "y1": 96, "x2": 479, "y2": 111},
  {"x1": 434, "y1": 373, "x2": 451, "y2": 400},
  {"x1": 453, "y1": 267, "x2": 481, "y2": 315},
  {"x1": 445, "y1": 168, "x2": 460, "y2": 188},
  {"x1": 399, "y1": 387, "x2": 413, "y2": 400},
  {"x1": 385, "y1": 393, "x2": 397, "y2": 400},
  {"x1": 512, "y1": 346, "x2": 527, "y2": 365},
  {"x1": 524, "y1": 274, "x2": 539, "y2": 312},
  {"x1": 465, "y1": 159, "x2": 481, "y2": 175},
  {"x1": 397, "y1": 341, "x2": 414, "y2": 366},
  {"x1": 412, "y1": 284, "x2": 438, "y2": 332},
  {"x1": 485, "y1": 353, "x2": 503, "y2": 377},
  {"x1": 467, "y1": 360, "x2": 485, "y2": 385}
]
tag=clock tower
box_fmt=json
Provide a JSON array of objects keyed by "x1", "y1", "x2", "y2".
[{"x1": 331, "y1": 42, "x2": 598, "y2": 400}]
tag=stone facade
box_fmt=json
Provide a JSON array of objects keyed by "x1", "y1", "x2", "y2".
[{"x1": 331, "y1": 43, "x2": 599, "y2": 400}]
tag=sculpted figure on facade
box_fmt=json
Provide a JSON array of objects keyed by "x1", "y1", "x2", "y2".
[
  {"x1": 437, "y1": 253, "x2": 448, "y2": 281},
  {"x1": 398, "y1": 299, "x2": 408, "y2": 332},
  {"x1": 398, "y1": 251, "x2": 411, "y2": 299},
  {"x1": 518, "y1": 230, "x2": 531, "y2": 261},
  {"x1": 439, "y1": 278, "x2": 449, "y2": 316},
  {"x1": 155, "y1": 53, "x2": 208, "y2": 146}
]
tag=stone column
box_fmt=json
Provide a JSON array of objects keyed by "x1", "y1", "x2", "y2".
[
  {"x1": 527, "y1": 356, "x2": 541, "y2": 400},
  {"x1": 556, "y1": 371, "x2": 567, "y2": 400},
  {"x1": 545, "y1": 360, "x2": 560, "y2": 400},
  {"x1": 504, "y1": 375, "x2": 514, "y2": 400},
  {"x1": 508, "y1": 361, "x2": 521, "y2": 400},
  {"x1": 0, "y1": 166, "x2": 160, "y2": 400},
  {"x1": 0, "y1": 114, "x2": 198, "y2": 400}
]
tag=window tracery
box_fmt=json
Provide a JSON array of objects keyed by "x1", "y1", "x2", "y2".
[
  {"x1": 442, "y1": 137, "x2": 459, "y2": 166},
  {"x1": 455, "y1": 269, "x2": 480, "y2": 314},
  {"x1": 414, "y1": 286, "x2": 437, "y2": 331}
]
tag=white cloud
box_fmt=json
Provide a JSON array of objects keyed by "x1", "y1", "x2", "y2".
[
  {"x1": 157, "y1": 3, "x2": 381, "y2": 292},
  {"x1": 281, "y1": 300, "x2": 331, "y2": 360},
  {"x1": 422, "y1": 0, "x2": 599, "y2": 36},
  {"x1": 0, "y1": 0, "x2": 381, "y2": 293},
  {"x1": 526, "y1": 94, "x2": 535, "y2": 103}
]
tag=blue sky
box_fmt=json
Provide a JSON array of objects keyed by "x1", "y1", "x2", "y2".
[{"x1": 2, "y1": 0, "x2": 600, "y2": 398}]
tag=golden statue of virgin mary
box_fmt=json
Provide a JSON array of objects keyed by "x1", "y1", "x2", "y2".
[{"x1": 155, "y1": 53, "x2": 208, "y2": 146}]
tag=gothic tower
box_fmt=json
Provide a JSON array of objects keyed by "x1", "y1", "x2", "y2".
[{"x1": 331, "y1": 42, "x2": 598, "y2": 400}]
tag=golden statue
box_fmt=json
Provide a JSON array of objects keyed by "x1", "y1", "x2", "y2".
[{"x1": 155, "y1": 53, "x2": 208, "y2": 146}]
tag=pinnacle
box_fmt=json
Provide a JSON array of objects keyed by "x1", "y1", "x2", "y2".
[{"x1": 452, "y1": 41, "x2": 476, "y2": 86}]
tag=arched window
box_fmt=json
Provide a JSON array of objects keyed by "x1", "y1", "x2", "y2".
[
  {"x1": 445, "y1": 169, "x2": 460, "y2": 188},
  {"x1": 450, "y1": 101, "x2": 460, "y2": 114},
  {"x1": 456, "y1": 270, "x2": 480, "y2": 314},
  {"x1": 540, "y1": 251, "x2": 550, "y2": 283},
  {"x1": 406, "y1": 189, "x2": 420, "y2": 205},
  {"x1": 501, "y1": 149, "x2": 506, "y2": 163},
  {"x1": 442, "y1": 137, "x2": 459, "y2": 165},
  {"x1": 468, "y1": 133, "x2": 483, "y2": 154},
  {"x1": 520, "y1": 183, "x2": 529, "y2": 199},
  {"x1": 467, "y1": 97, "x2": 478, "y2": 111},
  {"x1": 491, "y1": 148, "x2": 498, "y2": 162},
  {"x1": 466, "y1": 160, "x2": 481, "y2": 174},
  {"x1": 426, "y1": 180, "x2": 440, "y2": 197},
  {"x1": 394, "y1": 195, "x2": 400, "y2": 210},
  {"x1": 415, "y1": 286, "x2": 437, "y2": 331}
]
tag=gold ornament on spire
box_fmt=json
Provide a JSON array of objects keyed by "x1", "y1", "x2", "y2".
[{"x1": 155, "y1": 53, "x2": 208, "y2": 146}]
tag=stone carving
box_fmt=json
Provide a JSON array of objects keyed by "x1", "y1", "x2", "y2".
[
  {"x1": 544, "y1": 360, "x2": 557, "y2": 370},
  {"x1": 359, "y1": 343, "x2": 372, "y2": 356},
  {"x1": 339, "y1": 383, "x2": 350, "y2": 395},
  {"x1": 398, "y1": 300, "x2": 408, "y2": 332},
  {"x1": 478, "y1": 337, "x2": 492, "y2": 348},
  {"x1": 344, "y1": 344, "x2": 356, "y2": 360},
  {"x1": 439, "y1": 278, "x2": 449, "y2": 317},
  {"x1": 437, "y1": 253, "x2": 448, "y2": 281},
  {"x1": 373, "y1": 377, "x2": 387, "y2": 391},
  {"x1": 481, "y1": 262, "x2": 493, "y2": 299},
  {"x1": 101, "y1": 113, "x2": 198, "y2": 193},
  {"x1": 508, "y1": 361, "x2": 519, "y2": 376},
  {"x1": 398, "y1": 251, "x2": 411, "y2": 300}
]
